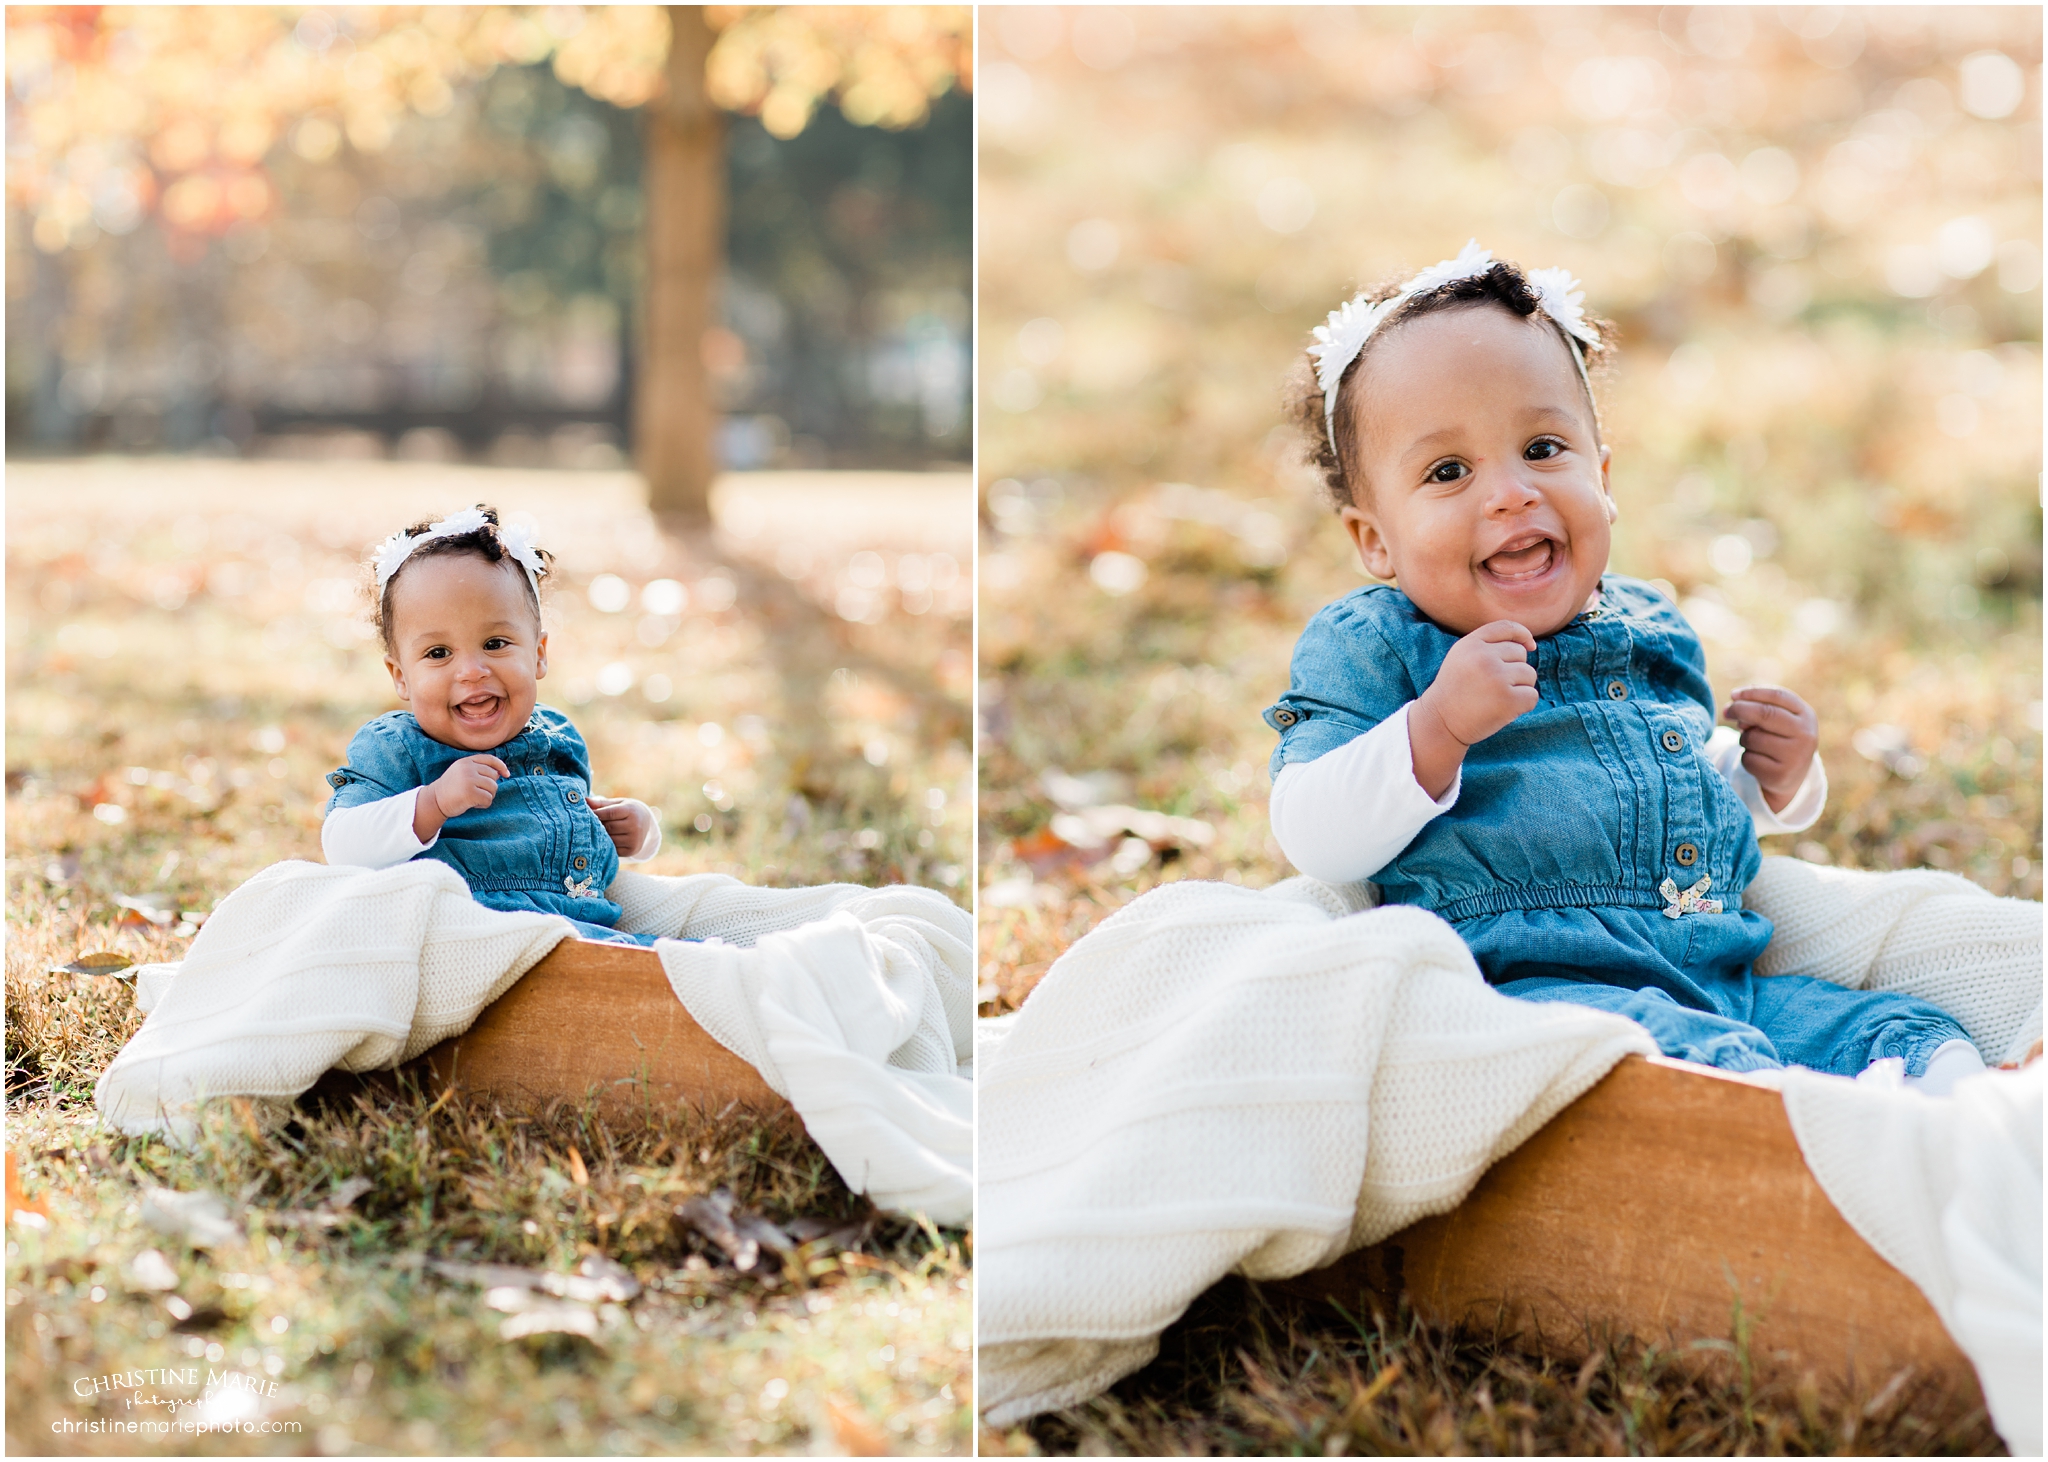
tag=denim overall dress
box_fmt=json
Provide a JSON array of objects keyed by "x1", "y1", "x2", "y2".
[
  {"x1": 1265, "y1": 576, "x2": 1970, "y2": 1076},
  {"x1": 325, "y1": 705, "x2": 659, "y2": 946}
]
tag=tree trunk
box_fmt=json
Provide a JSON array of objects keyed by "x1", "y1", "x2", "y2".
[{"x1": 637, "y1": 6, "x2": 723, "y2": 524}]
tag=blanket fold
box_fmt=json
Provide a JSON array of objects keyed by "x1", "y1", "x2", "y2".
[
  {"x1": 976, "y1": 876, "x2": 1655, "y2": 1426},
  {"x1": 97, "y1": 860, "x2": 973, "y2": 1225}
]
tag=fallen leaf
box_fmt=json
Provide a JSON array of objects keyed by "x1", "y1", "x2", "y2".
[
  {"x1": 127, "y1": 1248, "x2": 180, "y2": 1292},
  {"x1": 825, "y1": 1395, "x2": 891, "y2": 1457},
  {"x1": 562, "y1": 1254, "x2": 640, "y2": 1303},
  {"x1": 566, "y1": 1145, "x2": 589, "y2": 1187},
  {"x1": 114, "y1": 892, "x2": 179, "y2": 927},
  {"x1": 49, "y1": 951, "x2": 134, "y2": 978},
  {"x1": 498, "y1": 1299, "x2": 603, "y2": 1343},
  {"x1": 428, "y1": 1259, "x2": 552, "y2": 1291},
  {"x1": 1039, "y1": 767, "x2": 1131, "y2": 811},
  {"x1": 324, "y1": 1176, "x2": 374, "y2": 1212},
  {"x1": 674, "y1": 1187, "x2": 794, "y2": 1272},
  {"x1": 427, "y1": 1254, "x2": 640, "y2": 1305},
  {"x1": 267, "y1": 1178, "x2": 374, "y2": 1231},
  {"x1": 1048, "y1": 804, "x2": 1215, "y2": 853},
  {"x1": 5, "y1": 1152, "x2": 49, "y2": 1224},
  {"x1": 140, "y1": 1187, "x2": 239, "y2": 1248},
  {"x1": 168, "y1": 1298, "x2": 228, "y2": 1333}
]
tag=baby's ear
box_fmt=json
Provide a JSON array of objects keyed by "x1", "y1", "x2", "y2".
[
  {"x1": 534, "y1": 630, "x2": 549, "y2": 679},
  {"x1": 384, "y1": 654, "x2": 411, "y2": 703},
  {"x1": 1340, "y1": 502, "x2": 1396, "y2": 580},
  {"x1": 1599, "y1": 445, "x2": 1617, "y2": 523}
]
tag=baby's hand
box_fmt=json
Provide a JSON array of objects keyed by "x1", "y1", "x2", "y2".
[
  {"x1": 414, "y1": 754, "x2": 508, "y2": 843},
  {"x1": 1422, "y1": 621, "x2": 1540, "y2": 745},
  {"x1": 1408, "y1": 621, "x2": 1539, "y2": 798},
  {"x1": 1721, "y1": 686, "x2": 1818, "y2": 813},
  {"x1": 588, "y1": 795, "x2": 655, "y2": 859},
  {"x1": 432, "y1": 754, "x2": 509, "y2": 818}
]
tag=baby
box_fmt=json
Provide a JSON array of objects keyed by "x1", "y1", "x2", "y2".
[
  {"x1": 322, "y1": 505, "x2": 665, "y2": 946},
  {"x1": 1265, "y1": 243, "x2": 1984, "y2": 1093}
]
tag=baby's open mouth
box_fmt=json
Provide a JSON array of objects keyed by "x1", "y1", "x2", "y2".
[
  {"x1": 453, "y1": 694, "x2": 503, "y2": 724},
  {"x1": 1482, "y1": 534, "x2": 1559, "y2": 582}
]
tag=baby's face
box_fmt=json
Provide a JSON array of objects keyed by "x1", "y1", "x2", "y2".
[
  {"x1": 383, "y1": 554, "x2": 548, "y2": 750},
  {"x1": 1339, "y1": 305, "x2": 1614, "y2": 639}
]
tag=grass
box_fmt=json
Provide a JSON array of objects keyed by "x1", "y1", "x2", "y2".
[
  {"x1": 981, "y1": 1280, "x2": 2001, "y2": 1457},
  {"x1": 6, "y1": 457, "x2": 972, "y2": 1454}
]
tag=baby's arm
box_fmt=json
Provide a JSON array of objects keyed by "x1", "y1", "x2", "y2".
[
  {"x1": 323, "y1": 754, "x2": 509, "y2": 866},
  {"x1": 1270, "y1": 619, "x2": 1536, "y2": 884},
  {"x1": 588, "y1": 795, "x2": 661, "y2": 861},
  {"x1": 323, "y1": 791, "x2": 439, "y2": 868},
  {"x1": 1270, "y1": 714, "x2": 1458, "y2": 884}
]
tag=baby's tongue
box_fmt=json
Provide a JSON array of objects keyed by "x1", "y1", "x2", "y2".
[{"x1": 1486, "y1": 539, "x2": 1553, "y2": 578}]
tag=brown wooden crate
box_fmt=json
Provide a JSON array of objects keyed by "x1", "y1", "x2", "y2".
[
  {"x1": 412, "y1": 938, "x2": 791, "y2": 1121},
  {"x1": 1276, "y1": 1054, "x2": 1979, "y2": 1398}
]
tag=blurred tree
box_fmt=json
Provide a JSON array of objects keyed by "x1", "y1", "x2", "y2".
[{"x1": 4, "y1": 3, "x2": 972, "y2": 519}]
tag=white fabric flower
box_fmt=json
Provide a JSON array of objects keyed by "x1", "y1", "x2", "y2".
[
  {"x1": 1403, "y1": 238, "x2": 1495, "y2": 295},
  {"x1": 1526, "y1": 266, "x2": 1600, "y2": 348},
  {"x1": 371, "y1": 507, "x2": 543, "y2": 600},
  {"x1": 495, "y1": 520, "x2": 547, "y2": 593},
  {"x1": 1311, "y1": 238, "x2": 1500, "y2": 450}
]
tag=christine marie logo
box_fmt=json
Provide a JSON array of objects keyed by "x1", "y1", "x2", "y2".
[
  {"x1": 57, "y1": 1364, "x2": 301, "y2": 1437},
  {"x1": 73, "y1": 1364, "x2": 279, "y2": 1404}
]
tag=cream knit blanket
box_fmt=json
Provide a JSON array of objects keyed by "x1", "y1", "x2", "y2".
[
  {"x1": 97, "y1": 860, "x2": 973, "y2": 1224},
  {"x1": 979, "y1": 857, "x2": 2042, "y2": 1429}
]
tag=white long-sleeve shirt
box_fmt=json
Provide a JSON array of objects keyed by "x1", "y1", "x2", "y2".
[
  {"x1": 322, "y1": 789, "x2": 662, "y2": 871},
  {"x1": 1269, "y1": 707, "x2": 1826, "y2": 887}
]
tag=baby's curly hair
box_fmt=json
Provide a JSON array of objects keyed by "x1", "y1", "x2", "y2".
[
  {"x1": 370, "y1": 504, "x2": 554, "y2": 655},
  {"x1": 1288, "y1": 258, "x2": 1618, "y2": 513}
]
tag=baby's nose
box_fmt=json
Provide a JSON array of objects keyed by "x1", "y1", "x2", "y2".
[{"x1": 1484, "y1": 468, "x2": 1543, "y2": 508}]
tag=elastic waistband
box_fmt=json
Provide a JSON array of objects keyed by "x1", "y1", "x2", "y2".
[{"x1": 1428, "y1": 881, "x2": 1745, "y2": 923}]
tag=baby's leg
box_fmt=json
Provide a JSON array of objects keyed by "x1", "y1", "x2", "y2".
[
  {"x1": 1498, "y1": 976, "x2": 1783, "y2": 1073},
  {"x1": 1740, "y1": 973, "x2": 1975, "y2": 1081}
]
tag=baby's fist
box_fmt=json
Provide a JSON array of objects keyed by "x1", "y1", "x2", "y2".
[
  {"x1": 432, "y1": 754, "x2": 508, "y2": 819},
  {"x1": 589, "y1": 795, "x2": 655, "y2": 859},
  {"x1": 1721, "y1": 686, "x2": 1818, "y2": 813},
  {"x1": 1423, "y1": 620, "x2": 1540, "y2": 747}
]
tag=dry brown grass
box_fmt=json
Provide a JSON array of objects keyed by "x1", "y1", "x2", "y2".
[{"x1": 984, "y1": 1280, "x2": 2003, "y2": 1457}]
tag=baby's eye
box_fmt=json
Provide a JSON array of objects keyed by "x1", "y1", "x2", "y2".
[
  {"x1": 1426, "y1": 459, "x2": 1469, "y2": 484},
  {"x1": 423, "y1": 646, "x2": 450, "y2": 660},
  {"x1": 1524, "y1": 437, "x2": 1566, "y2": 461},
  {"x1": 484, "y1": 636, "x2": 511, "y2": 651}
]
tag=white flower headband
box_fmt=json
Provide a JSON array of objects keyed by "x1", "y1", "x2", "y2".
[
  {"x1": 372, "y1": 507, "x2": 546, "y2": 599},
  {"x1": 1308, "y1": 239, "x2": 1601, "y2": 453}
]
